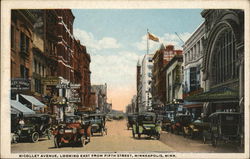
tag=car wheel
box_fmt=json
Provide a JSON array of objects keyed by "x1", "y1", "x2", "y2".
[
  {"x1": 138, "y1": 133, "x2": 141, "y2": 139},
  {"x1": 203, "y1": 135, "x2": 206, "y2": 144},
  {"x1": 132, "y1": 130, "x2": 135, "y2": 138},
  {"x1": 190, "y1": 130, "x2": 194, "y2": 139},
  {"x1": 31, "y1": 132, "x2": 39, "y2": 143},
  {"x1": 156, "y1": 133, "x2": 160, "y2": 140},
  {"x1": 212, "y1": 136, "x2": 217, "y2": 147},
  {"x1": 47, "y1": 129, "x2": 52, "y2": 140},
  {"x1": 54, "y1": 136, "x2": 61, "y2": 148},
  {"x1": 105, "y1": 128, "x2": 107, "y2": 135},
  {"x1": 101, "y1": 129, "x2": 104, "y2": 136}
]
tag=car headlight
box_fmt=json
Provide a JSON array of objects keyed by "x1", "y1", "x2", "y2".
[
  {"x1": 72, "y1": 128, "x2": 77, "y2": 134},
  {"x1": 59, "y1": 129, "x2": 64, "y2": 134}
]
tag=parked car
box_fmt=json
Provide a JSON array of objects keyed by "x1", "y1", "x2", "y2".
[
  {"x1": 183, "y1": 118, "x2": 210, "y2": 139},
  {"x1": 171, "y1": 114, "x2": 192, "y2": 135},
  {"x1": 53, "y1": 115, "x2": 86, "y2": 148},
  {"x1": 127, "y1": 114, "x2": 137, "y2": 130},
  {"x1": 86, "y1": 113, "x2": 107, "y2": 136},
  {"x1": 15, "y1": 114, "x2": 52, "y2": 143},
  {"x1": 161, "y1": 111, "x2": 174, "y2": 131},
  {"x1": 202, "y1": 112, "x2": 241, "y2": 147},
  {"x1": 132, "y1": 112, "x2": 162, "y2": 140}
]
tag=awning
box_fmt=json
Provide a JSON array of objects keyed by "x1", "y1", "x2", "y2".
[
  {"x1": 20, "y1": 94, "x2": 45, "y2": 107},
  {"x1": 11, "y1": 100, "x2": 36, "y2": 115},
  {"x1": 184, "y1": 87, "x2": 239, "y2": 102},
  {"x1": 183, "y1": 103, "x2": 203, "y2": 108}
]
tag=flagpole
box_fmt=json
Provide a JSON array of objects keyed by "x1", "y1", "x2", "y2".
[{"x1": 147, "y1": 29, "x2": 149, "y2": 54}]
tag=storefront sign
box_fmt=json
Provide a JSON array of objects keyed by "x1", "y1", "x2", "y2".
[
  {"x1": 69, "y1": 83, "x2": 81, "y2": 89},
  {"x1": 41, "y1": 77, "x2": 59, "y2": 85},
  {"x1": 56, "y1": 83, "x2": 69, "y2": 89},
  {"x1": 11, "y1": 78, "x2": 30, "y2": 90},
  {"x1": 68, "y1": 97, "x2": 81, "y2": 103}
]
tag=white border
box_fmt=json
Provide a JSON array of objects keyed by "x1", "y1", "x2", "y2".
[{"x1": 1, "y1": 0, "x2": 249, "y2": 158}]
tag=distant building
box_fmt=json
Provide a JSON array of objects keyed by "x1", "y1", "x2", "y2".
[
  {"x1": 91, "y1": 84, "x2": 107, "y2": 113},
  {"x1": 141, "y1": 54, "x2": 154, "y2": 112},
  {"x1": 136, "y1": 60, "x2": 142, "y2": 112}
]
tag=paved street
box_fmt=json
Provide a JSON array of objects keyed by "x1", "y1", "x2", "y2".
[{"x1": 11, "y1": 120, "x2": 242, "y2": 153}]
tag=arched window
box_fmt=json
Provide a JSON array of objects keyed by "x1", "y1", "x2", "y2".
[{"x1": 212, "y1": 28, "x2": 238, "y2": 85}]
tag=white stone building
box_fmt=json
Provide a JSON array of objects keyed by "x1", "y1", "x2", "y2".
[{"x1": 140, "y1": 54, "x2": 154, "y2": 112}]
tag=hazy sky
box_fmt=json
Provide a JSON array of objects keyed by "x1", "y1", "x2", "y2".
[{"x1": 72, "y1": 9, "x2": 204, "y2": 111}]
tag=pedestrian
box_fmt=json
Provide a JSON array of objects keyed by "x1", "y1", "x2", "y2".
[{"x1": 19, "y1": 118, "x2": 25, "y2": 129}]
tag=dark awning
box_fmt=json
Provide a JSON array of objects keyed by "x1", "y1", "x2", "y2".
[
  {"x1": 20, "y1": 94, "x2": 45, "y2": 107},
  {"x1": 184, "y1": 87, "x2": 239, "y2": 102}
]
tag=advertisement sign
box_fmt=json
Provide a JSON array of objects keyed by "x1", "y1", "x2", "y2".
[
  {"x1": 11, "y1": 78, "x2": 30, "y2": 90},
  {"x1": 41, "y1": 76, "x2": 59, "y2": 85}
]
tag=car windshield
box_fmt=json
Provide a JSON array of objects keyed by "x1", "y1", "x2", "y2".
[
  {"x1": 65, "y1": 116, "x2": 80, "y2": 123},
  {"x1": 221, "y1": 114, "x2": 239, "y2": 124}
]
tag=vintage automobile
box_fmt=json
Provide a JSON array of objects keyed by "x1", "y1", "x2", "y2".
[
  {"x1": 171, "y1": 114, "x2": 192, "y2": 135},
  {"x1": 15, "y1": 114, "x2": 52, "y2": 143},
  {"x1": 183, "y1": 118, "x2": 210, "y2": 139},
  {"x1": 53, "y1": 115, "x2": 86, "y2": 148},
  {"x1": 132, "y1": 112, "x2": 162, "y2": 140},
  {"x1": 202, "y1": 112, "x2": 241, "y2": 147},
  {"x1": 127, "y1": 114, "x2": 137, "y2": 130},
  {"x1": 87, "y1": 113, "x2": 107, "y2": 136},
  {"x1": 161, "y1": 111, "x2": 174, "y2": 131}
]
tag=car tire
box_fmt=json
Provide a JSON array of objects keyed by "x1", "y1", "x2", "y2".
[
  {"x1": 47, "y1": 129, "x2": 52, "y2": 140},
  {"x1": 138, "y1": 133, "x2": 141, "y2": 139},
  {"x1": 31, "y1": 132, "x2": 39, "y2": 143},
  {"x1": 156, "y1": 133, "x2": 160, "y2": 140},
  {"x1": 132, "y1": 130, "x2": 135, "y2": 138},
  {"x1": 212, "y1": 135, "x2": 217, "y2": 147},
  {"x1": 105, "y1": 128, "x2": 107, "y2": 135},
  {"x1": 203, "y1": 135, "x2": 206, "y2": 144},
  {"x1": 54, "y1": 137, "x2": 61, "y2": 148}
]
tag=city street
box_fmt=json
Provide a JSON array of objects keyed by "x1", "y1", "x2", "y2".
[{"x1": 11, "y1": 120, "x2": 241, "y2": 153}]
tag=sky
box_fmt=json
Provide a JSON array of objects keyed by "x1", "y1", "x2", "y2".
[{"x1": 72, "y1": 9, "x2": 204, "y2": 112}]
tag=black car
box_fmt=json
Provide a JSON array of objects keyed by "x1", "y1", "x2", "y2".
[
  {"x1": 86, "y1": 113, "x2": 107, "y2": 136},
  {"x1": 202, "y1": 112, "x2": 241, "y2": 147},
  {"x1": 16, "y1": 114, "x2": 52, "y2": 142},
  {"x1": 127, "y1": 114, "x2": 137, "y2": 130},
  {"x1": 132, "y1": 112, "x2": 162, "y2": 140}
]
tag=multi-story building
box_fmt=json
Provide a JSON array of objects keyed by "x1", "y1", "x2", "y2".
[
  {"x1": 152, "y1": 44, "x2": 182, "y2": 108},
  {"x1": 10, "y1": 9, "x2": 92, "y2": 120},
  {"x1": 141, "y1": 54, "x2": 154, "y2": 112},
  {"x1": 185, "y1": 9, "x2": 244, "y2": 144},
  {"x1": 164, "y1": 55, "x2": 183, "y2": 112},
  {"x1": 136, "y1": 60, "x2": 142, "y2": 112},
  {"x1": 182, "y1": 22, "x2": 205, "y2": 119},
  {"x1": 91, "y1": 84, "x2": 108, "y2": 113}
]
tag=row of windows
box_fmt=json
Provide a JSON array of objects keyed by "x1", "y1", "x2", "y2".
[
  {"x1": 184, "y1": 38, "x2": 203, "y2": 63},
  {"x1": 212, "y1": 28, "x2": 239, "y2": 84},
  {"x1": 33, "y1": 60, "x2": 46, "y2": 77}
]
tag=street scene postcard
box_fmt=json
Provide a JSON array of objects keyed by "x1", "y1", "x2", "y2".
[{"x1": 1, "y1": 0, "x2": 250, "y2": 159}]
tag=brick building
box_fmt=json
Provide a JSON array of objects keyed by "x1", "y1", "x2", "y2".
[
  {"x1": 11, "y1": 9, "x2": 92, "y2": 118},
  {"x1": 151, "y1": 44, "x2": 182, "y2": 108}
]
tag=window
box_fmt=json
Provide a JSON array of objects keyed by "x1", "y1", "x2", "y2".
[
  {"x1": 20, "y1": 65, "x2": 29, "y2": 78},
  {"x1": 20, "y1": 32, "x2": 29, "y2": 57},
  {"x1": 35, "y1": 79, "x2": 41, "y2": 93},
  {"x1": 11, "y1": 25, "x2": 15, "y2": 49},
  {"x1": 212, "y1": 28, "x2": 238, "y2": 84}
]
